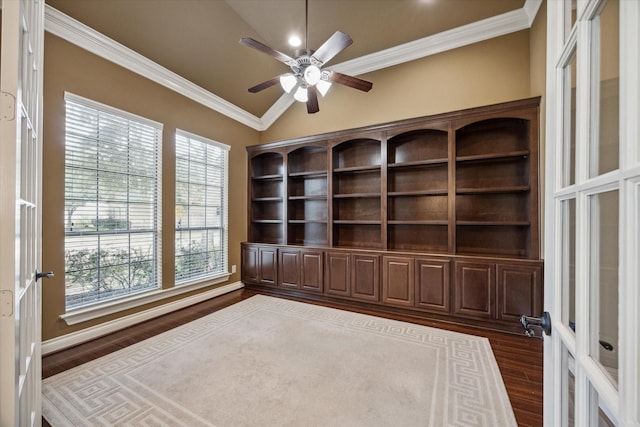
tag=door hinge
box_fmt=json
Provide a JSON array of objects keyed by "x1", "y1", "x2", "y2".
[
  {"x1": 1, "y1": 92, "x2": 17, "y2": 121},
  {"x1": 0, "y1": 290, "x2": 15, "y2": 317}
]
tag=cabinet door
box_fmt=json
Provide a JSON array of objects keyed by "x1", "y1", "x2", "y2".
[
  {"x1": 301, "y1": 250, "x2": 324, "y2": 292},
  {"x1": 241, "y1": 245, "x2": 258, "y2": 284},
  {"x1": 496, "y1": 263, "x2": 543, "y2": 322},
  {"x1": 382, "y1": 256, "x2": 414, "y2": 307},
  {"x1": 325, "y1": 252, "x2": 350, "y2": 296},
  {"x1": 279, "y1": 248, "x2": 300, "y2": 288},
  {"x1": 258, "y1": 247, "x2": 278, "y2": 286},
  {"x1": 415, "y1": 258, "x2": 450, "y2": 313},
  {"x1": 454, "y1": 261, "x2": 495, "y2": 319},
  {"x1": 352, "y1": 254, "x2": 380, "y2": 302}
]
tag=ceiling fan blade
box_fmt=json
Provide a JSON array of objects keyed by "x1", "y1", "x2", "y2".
[
  {"x1": 311, "y1": 31, "x2": 353, "y2": 65},
  {"x1": 248, "y1": 76, "x2": 281, "y2": 93},
  {"x1": 239, "y1": 38, "x2": 297, "y2": 66},
  {"x1": 307, "y1": 86, "x2": 319, "y2": 114},
  {"x1": 327, "y1": 71, "x2": 373, "y2": 92}
]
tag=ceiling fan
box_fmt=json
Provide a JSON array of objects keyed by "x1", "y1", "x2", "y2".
[{"x1": 239, "y1": 0, "x2": 373, "y2": 114}]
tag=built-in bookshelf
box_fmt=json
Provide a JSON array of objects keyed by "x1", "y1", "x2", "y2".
[
  {"x1": 287, "y1": 145, "x2": 328, "y2": 246},
  {"x1": 455, "y1": 117, "x2": 534, "y2": 258},
  {"x1": 244, "y1": 98, "x2": 542, "y2": 333},
  {"x1": 250, "y1": 152, "x2": 284, "y2": 244},
  {"x1": 387, "y1": 127, "x2": 449, "y2": 252},
  {"x1": 247, "y1": 98, "x2": 540, "y2": 258},
  {"x1": 331, "y1": 138, "x2": 382, "y2": 249}
]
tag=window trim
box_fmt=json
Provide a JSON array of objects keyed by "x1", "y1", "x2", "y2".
[
  {"x1": 60, "y1": 272, "x2": 230, "y2": 325},
  {"x1": 174, "y1": 128, "x2": 230, "y2": 285},
  {"x1": 63, "y1": 92, "x2": 163, "y2": 309}
]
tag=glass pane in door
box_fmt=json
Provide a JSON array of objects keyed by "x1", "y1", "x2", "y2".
[
  {"x1": 564, "y1": 53, "x2": 577, "y2": 186},
  {"x1": 588, "y1": 383, "x2": 617, "y2": 426},
  {"x1": 561, "y1": 198, "x2": 576, "y2": 331},
  {"x1": 566, "y1": 0, "x2": 577, "y2": 39},
  {"x1": 563, "y1": 347, "x2": 576, "y2": 427},
  {"x1": 592, "y1": 0, "x2": 619, "y2": 177},
  {"x1": 589, "y1": 190, "x2": 619, "y2": 386}
]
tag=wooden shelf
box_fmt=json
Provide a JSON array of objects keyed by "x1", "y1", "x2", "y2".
[
  {"x1": 387, "y1": 158, "x2": 448, "y2": 168},
  {"x1": 252, "y1": 174, "x2": 283, "y2": 180},
  {"x1": 388, "y1": 190, "x2": 448, "y2": 197},
  {"x1": 456, "y1": 150, "x2": 529, "y2": 163},
  {"x1": 288, "y1": 219, "x2": 328, "y2": 224},
  {"x1": 288, "y1": 195, "x2": 327, "y2": 200},
  {"x1": 333, "y1": 220, "x2": 382, "y2": 225},
  {"x1": 333, "y1": 193, "x2": 381, "y2": 199},
  {"x1": 457, "y1": 220, "x2": 530, "y2": 226},
  {"x1": 456, "y1": 186, "x2": 529, "y2": 194},
  {"x1": 252, "y1": 197, "x2": 283, "y2": 202},
  {"x1": 388, "y1": 220, "x2": 448, "y2": 225},
  {"x1": 333, "y1": 165, "x2": 381, "y2": 173},
  {"x1": 288, "y1": 170, "x2": 327, "y2": 178},
  {"x1": 251, "y1": 219, "x2": 282, "y2": 224}
]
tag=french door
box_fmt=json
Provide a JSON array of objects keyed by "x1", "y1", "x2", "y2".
[
  {"x1": 544, "y1": 0, "x2": 639, "y2": 425},
  {"x1": 0, "y1": 0, "x2": 46, "y2": 425}
]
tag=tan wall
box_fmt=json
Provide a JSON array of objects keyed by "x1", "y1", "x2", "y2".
[
  {"x1": 42, "y1": 34, "x2": 258, "y2": 340},
  {"x1": 261, "y1": 30, "x2": 532, "y2": 143}
]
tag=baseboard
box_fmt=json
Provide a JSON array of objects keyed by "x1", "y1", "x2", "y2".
[{"x1": 42, "y1": 281, "x2": 244, "y2": 355}]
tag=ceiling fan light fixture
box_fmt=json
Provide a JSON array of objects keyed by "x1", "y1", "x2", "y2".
[
  {"x1": 239, "y1": 0, "x2": 372, "y2": 114},
  {"x1": 303, "y1": 65, "x2": 321, "y2": 86},
  {"x1": 317, "y1": 79, "x2": 331, "y2": 96},
  {"x1": 293, "y1": 85, "x2": 308, "y2": 103},
  {"x1": 288, "y1": 35, "x2": 302, "y2": 47},
  {"x1": 280, "y1": 74, "x2": 298, "y2": 93}
]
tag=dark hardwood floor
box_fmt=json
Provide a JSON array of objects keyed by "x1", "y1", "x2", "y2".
[{"x1": 42, "y1": 289, "x2": 543, "y2": 427}]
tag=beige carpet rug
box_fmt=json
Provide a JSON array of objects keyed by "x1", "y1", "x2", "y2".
[{"x1": 43, "y1": 295, "x2": 516, "y2": 426}]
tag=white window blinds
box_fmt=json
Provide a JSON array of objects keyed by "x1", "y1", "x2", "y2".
[
  {"x1": 175, "y1": 130, "x2": 229, "y2": 284},
  {"x1": 64, "y1": 93, "x2": 162, "y2": 309}
]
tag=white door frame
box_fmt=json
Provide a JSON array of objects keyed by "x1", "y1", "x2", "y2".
[
  {"x1": 0, "y1": 0, "x2": 46, "y2": 425},
  {"x1": 544, "y1": 0, "x2": 640, "y2": 425}
]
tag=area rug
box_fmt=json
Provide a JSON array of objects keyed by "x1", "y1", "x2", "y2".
[{"x1": 42, "y1": 295, "x2": 516, "y2": 426}]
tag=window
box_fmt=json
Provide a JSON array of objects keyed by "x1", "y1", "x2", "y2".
[
  {"x1": 175, "y1": 130, "x2": 229, "y2": 284},
  {"x1": 64, "y1": 93, "x2": 162, "y2": 309}
]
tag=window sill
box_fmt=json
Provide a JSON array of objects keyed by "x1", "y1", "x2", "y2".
[{"x1": 60, "y1": 273, "x2": 231, "y2": 326}]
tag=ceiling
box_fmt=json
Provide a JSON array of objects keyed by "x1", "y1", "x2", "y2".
[{"x1": 44, "y1": 0, "x2": 528, "y2": 122}]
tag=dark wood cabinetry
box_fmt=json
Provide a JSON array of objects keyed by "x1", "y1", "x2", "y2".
[
  {"x1": 497, "y1": 263, "x2": 542, "y2": 322},
  {"x1": 415, "y1": 258, "x2": 450, "y2": 314},
  {"x1": 243, "y1": 98, "x2": 543, "y2": 333},
  {"x1": 382, "y1": 256, "x2": 415, "y2": 307},
  {"x1": 325, "y1": 252, "x2": 380, "y2": 302},
  {"x1": 325, "y1": 252, "x2": 351, "y2": 296},
  {"x1": 454, "y1": 261, "x2": 496, "y2": 319},
  {"x1": 351, "y1": 254, "x2": 380, "y2": 301},
  {"x1": 242, "y1": 244, "x2": 277, "y2": 287},
  {"x1": 278, "y1": 247, "x2": 324, "y2": 292},
  {"x1": 278, "y1": 248, "x2": 300, "y2": 288},
  {"x1": 300, "y1": 250, "x2": 324, "y2": 292}
]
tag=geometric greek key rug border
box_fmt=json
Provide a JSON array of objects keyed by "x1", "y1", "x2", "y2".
[{"x1": 43, "y1": 295, "x2": 517, "y2": 426}]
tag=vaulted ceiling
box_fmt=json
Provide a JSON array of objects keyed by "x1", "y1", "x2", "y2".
[{"x1": 45, "y1": 0, "x2": 536, "y2": 129}]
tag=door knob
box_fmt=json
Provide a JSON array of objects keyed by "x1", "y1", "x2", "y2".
[
  {"x1": 36, "y1": 270, "x2": 54, "y2": 280},
  {"x1": 520, "y1": 311, "x2": 551, "y2": 337}
]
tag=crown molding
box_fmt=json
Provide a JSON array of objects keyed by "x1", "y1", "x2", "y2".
[
  {"x1": 44, "y1": 5, "x2": 262, "y2": 130},
  {"x1": 44, "y1": 0, "x2": 541, "y2": 131},
  {"x1": 260, "y1": 93, "x2": 296, "y2": 131},
  {"x1": 523, "y1": 0, "x2": 544, "y2": 26}
]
